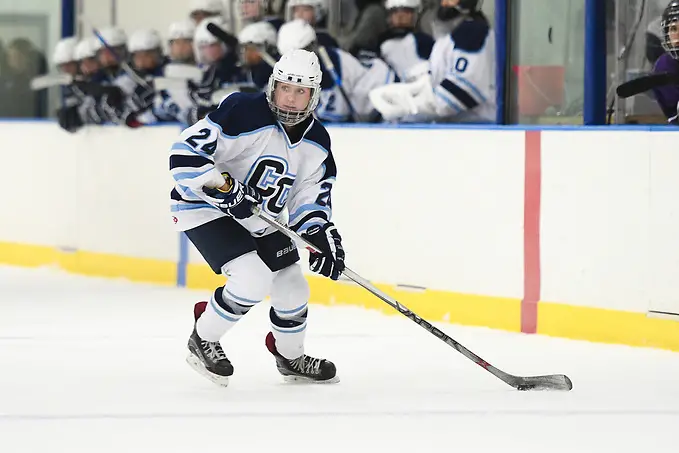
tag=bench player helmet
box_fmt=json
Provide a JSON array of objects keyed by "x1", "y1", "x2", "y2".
[
  {"x1": 437, "y1": 0, "x2": 482, "y2": 21},
  {"x1": 285, "y1": 0, "x2": 329, "y2": 25},
  {"x1": 266, "y1": 49, "x2": 322, "y2": 126},
  {"x1": 277, "y1": 18, "x2": 317, "y2": 55},
  {"x1": 52, "y1": 37, "x2": 78, "y2": 65},
  {"x1": 662, "y1": 0, "x2": 679, "y2": 59}
]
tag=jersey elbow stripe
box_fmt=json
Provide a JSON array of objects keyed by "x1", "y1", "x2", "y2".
[
  {"x1": 170, "y1": 154, "x2": 214, "y2": 171},
  {"x1": 450, "y1": 75, "x2": 487, "y2": 103},
  {"x1": 434, "y1": 88, "x2": 464, "y2": 113},
  {"x1": 440, "y1": 79, "x2": 479, "y2": 109},
  {"x1": 171, "y1": 142, "x2": 214, "y2": 160}
]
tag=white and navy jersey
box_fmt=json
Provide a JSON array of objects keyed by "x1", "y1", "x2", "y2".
[
  {"x1": 315, "y1": 47, "x2": 371, "y2": 122},
  {"x1": 169, "y1": 92, "x2": 336, "y2": 236},
  {"x1": 379, "y1": 31, "x2": 434, "y2": 82},
  {"x1": 429, "y1": 18, "x2": 496, "y2": 123}
]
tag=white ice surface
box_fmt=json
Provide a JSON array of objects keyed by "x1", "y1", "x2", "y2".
[{"x1": 1, "y1": 265, "x2": 679, "y2": 453}]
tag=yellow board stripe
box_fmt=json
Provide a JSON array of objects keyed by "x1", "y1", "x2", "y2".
[{"x1": 1, "y1": 241, "x2": 678, "y2": 351}]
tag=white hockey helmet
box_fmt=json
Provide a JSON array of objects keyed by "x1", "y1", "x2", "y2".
[
  {"x1": 385, "y1": 0, "x2": 421, "y2": 11},
  {"x1": 238, "y1": 21, "x2": 277, "y2": 47},
  {"x1": 285, "y1": 0, "x2": 328, "y2": 24},
  {"x1": 277, "y1": 19, "x2": 317, "y2": 55},
  {"x1": 193, "y1": 17, "x2": 227, "y2": 63},
  {"x1": 168, "y1": 20, "x2": 196, "y2": 41},
  {"x1": 93, "y1": 26, "x2": 127, "y2": 51},
  {"x1": 74, "y1": 38, "x2": 97, "y2": 60},
  {"x1": 189, "y1": 0, "x2": 224, "y2": 15},
  {"x1": 128, "y1": 29, "x2": 162, "y2": 53},
  {"x1": 52, "y1": 37, "x2": 78, "y2": 65},
  {"x1": 266, "y1": 49, "x2": 322, "y2": 126}
]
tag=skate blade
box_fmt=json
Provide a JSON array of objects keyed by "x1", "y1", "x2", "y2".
[
  {"x1": 186, "y1": 353, "x2": 230, "y2": 387},
  {"x1": 281, "y1": 374, "x2": 340, "y2": 384}
]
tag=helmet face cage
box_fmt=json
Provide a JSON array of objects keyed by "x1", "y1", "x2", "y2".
[
  {"x1": 662, "y1": 7, "x2": 679, "y2": 59},
  {"x1": 266, "y1": 77, "x2": 320, "y2": 126}
]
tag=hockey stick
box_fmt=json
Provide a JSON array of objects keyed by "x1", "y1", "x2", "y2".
[
  {"x1": 317, "y1": 46, "x2": 364, "y2": 123},
  {"x1": 206, "y1": 21, "x2": 277, "y2": 68},
  {"x1": 252, "y1": 207, "x2": 573, "y2": 391},
  {"x1": 616, "y1": 72, "x2": 679, "y2": 98},
  {"x1": 92, "y1": 27, "x2": 153, "y2": 91},
  {"x1": 30, "y1": 73, "x2": 74, "y2": 90}
]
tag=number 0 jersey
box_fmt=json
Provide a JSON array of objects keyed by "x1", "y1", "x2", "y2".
[{"x1": 169, "y1": 92, "x2": 336, "y2": 236}]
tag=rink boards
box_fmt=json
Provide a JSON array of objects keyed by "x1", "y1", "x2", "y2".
[{"x1": 1, "y1": 121, "x2": 678, "y2": 351}]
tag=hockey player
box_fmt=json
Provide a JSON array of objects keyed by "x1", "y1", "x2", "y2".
[
  {"x1": 52, "y1": 37, "x2": 79, "y2": 76},
  {"x1": 190, "y1": 0, "x2": 225, "y2": 25},
  {"x1": 241, "y1": 0, "x2": 285, "y2": 30},
  {"x1": 369, "y1": 0, "x2": 496, "y2": 123},
  {"x1": 185, "y1": 17, "x2": 242, "y2": 124},
  {"x1": 378, "y1": 0, "x2": 434, "y2": 82},
  {"x1": 168, "y1": 20, "x2": 196, "y2": 64},
  {"x1": 126, "y1": 29, "x2": 169, "y2": 125},
  {"x1": 277, "y1": 19, "x2": 390, "y2": 122},
  {"x1": 286, "y1": 0, "x2": 339, "y2": 49},
  {"x1": 74, "y1": 38, "x2": 102, "y2": 78},
  {"x1": 652, "y1": 0, "x2": 679, "y2": 123},
  {"x1": 237, "y1": 21, "x2": 279, "y2": 90},
  {"x1": 170, "y1": 48, "x2": 343, "y2": 385}
]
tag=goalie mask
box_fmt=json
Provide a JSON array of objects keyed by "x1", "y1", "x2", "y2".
[
  {"x1": 266, "y1": 49, "x2": 322, "y2": 126},
  {"x1": 662, "y1": 0, "x2": 679, "y2": 59}
]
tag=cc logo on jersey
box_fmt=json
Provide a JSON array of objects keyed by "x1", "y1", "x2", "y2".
[{"x1": 246, "y1": 157, "x2": 296, "y2": 215}]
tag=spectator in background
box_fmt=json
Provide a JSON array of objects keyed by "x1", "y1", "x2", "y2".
[
  {"x1": 0, "y1": 38, "x2": 47, "y2": 118},
  {"x1": 338, "y1": 0, "x2": 388, "y2": 56},
  {"x1": 241, "y1": 0, "x2": 285, "y2": 30},
  {"x1": 190, "y1": 0, "x2": 225, "y2": 25},
  {"x1": 286, "y1": 0, "x2": 339, "y2": 48},
  {"x1": 652, "y1": 0, "x2": 679, "y2": 123}
]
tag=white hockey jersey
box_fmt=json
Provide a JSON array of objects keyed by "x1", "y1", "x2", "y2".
[
  {"x1": 429, "y1": 18, "x2": 496, "y2": 123},
  {"x1": 169, "y1": 92, "x2": 336, "y2": 236},
  {"x1": 380, "y1": 31, "x2": 435, "y2": 82},
  {"x1": 315, "y1": 47, "x2": 394, "y2": 122}
]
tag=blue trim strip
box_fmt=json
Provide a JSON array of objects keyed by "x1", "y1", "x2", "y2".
[
  {"x1": 271, "y1": 323, "x2": 307, "y2": 334},
  {"x1": 495, "y1": 0, "x2": 508, "y2": 124},
  {"x1": 210, "y1": 298, "x2": 240, "y2": 322},
  {"x1": 274, "y1": 303, "x2": 308, "y2": 315},
  {"x1": 61, "y1": 0, "x2": 76, "y2": 38},
  {"x1": 224, "y1": 288, "x2": 261, "y2": 305},
  {"x1": 584, "y1": 0, "x2": 607, "y2": 125},
  {"x1": 2, "y1": 118, "x2": 679, "y2": 131},
  {"x1": 177, "y1": 232, "x2": 188, "y2": 287}
]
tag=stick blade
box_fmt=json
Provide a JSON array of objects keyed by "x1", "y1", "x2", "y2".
[
  {"x1": 513, "y1": 374, "x2": 573, "y2": 391},
  {"x1": 616, "y1": 73, "x2": 678, "y2": 98}
]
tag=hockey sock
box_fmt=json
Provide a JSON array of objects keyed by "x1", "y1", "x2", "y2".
[
  {"x1": 196, "y1": 285, "x2": 260, "y2": 341},
  {"x1": 269, "y1": 303, "x2": 308, "y2": 359}
]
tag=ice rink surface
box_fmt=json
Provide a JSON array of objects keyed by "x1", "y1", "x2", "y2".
[{"x1": 1, "y1": 265, "x2": 679, "y2": 452}]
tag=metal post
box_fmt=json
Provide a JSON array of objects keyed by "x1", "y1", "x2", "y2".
[
  {"x1": 584, "y1": 0, "x2": 607, "y2": 124},
  {"x1": 61, "y1": 0, "x2": 76, "y2": 37},
  {"x1": 495, "y1": 0, "x2": 508, "y2": 124}
]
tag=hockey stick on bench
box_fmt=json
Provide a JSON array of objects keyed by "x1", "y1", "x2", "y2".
[
  {"x1": 252, "y1": 206, "x2": 573, "y2": 391},
  {"x1": 616, "y1": 72, "x2": 679, "y2": 98}
]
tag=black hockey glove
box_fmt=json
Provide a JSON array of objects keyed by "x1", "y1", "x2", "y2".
[
  {"x1": 57, "y1": 105, "x2": 84, "y2": 133},
  {"x1": 302, "y1": 222, "x2": 345, "y2": 280},
  {"x1": 202, "y1": 172, "x2": 262, "y2": 220}
]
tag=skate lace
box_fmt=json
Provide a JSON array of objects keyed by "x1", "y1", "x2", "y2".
[
  {"x1": 290, "y1": 355, "x2": 322, "y2": 375},
  {"x1": 201, "y1": 340, "x2": 227, "y2": 362}
]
